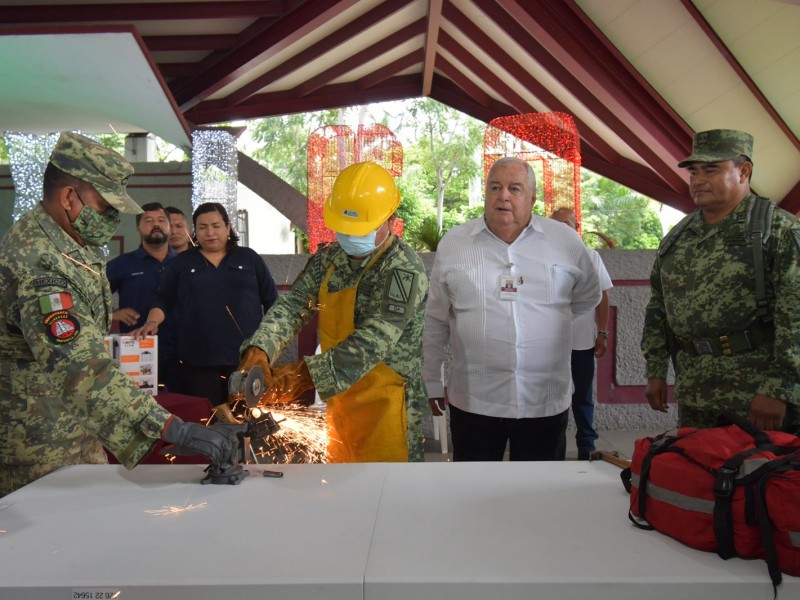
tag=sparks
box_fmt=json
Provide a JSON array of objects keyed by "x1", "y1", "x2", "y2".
[
  {"x1": 215, "y1": 400, "x2": 327, "y2": 463},
  {"x1": 144, "y1": 503, "x2": 207, "y2": 517},
  {"x1": 252, "y1": 404, "x2": 327, "y2": 463},
  {"x1": 225, "y1": 305, "x2": 244, "y2": 336}
]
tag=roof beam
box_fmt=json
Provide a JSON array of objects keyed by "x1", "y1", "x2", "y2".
[
  {"x1": 158, "y1": 62, "x2": 201, "y2": 79},
  {"x1": 434, "y1": 55, "x2": 503, "y2": 115},
  {"x1": 489, "y1": 0, "x2": 689, "y2": 194},
  {"x1": 421, "y1": 0, "x2": 444, "y2": 96},
  {"x1": 185, "y1": 75, "x2": 422, "y2": 123},
  {"x1": 429, "y1": 75, "x2": 516, "y2": 123},
  {"x1": 0, "y1": 2, "x2": 282, "y2": 22},
  {"x1": 778, "y1": 179, "x2": 800, "y2": 214},
  {"x1": 226, "y1": 0, "x2": 412, "y2": 107},
  {"x1": 680, "y1": 0, "x2": 800, "y2": 153},
  {"x1": 356, "y1": 49, "x2": 424, "y2": 90},
  {"x1": 143, "y1": 34, "x2": 239, "y2": 52},
  {"x1": 440, "y1": 5, "x2": 620, "y2": 166},
  {"x1": 172, "y1": 0, "x2": 360, "y2": 110},
  {"x1": 512, "y1": 0, "x2": 692, "y2": 153},
  {"x1": 292, "y1": 18, "x2": 426, "y2": 98},
  {"x1": 238, "y1": 151, "x2": 308, "y2": 230}
]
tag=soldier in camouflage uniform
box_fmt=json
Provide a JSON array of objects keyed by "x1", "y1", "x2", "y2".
[
  {"x1": 238, "y1": 162, "x2": 430, "y2": 462},
  {"x1": 642, "y1": 129, "x2": 800, "y2": 433},
  {"x1": 0, "y1": 132, "x2": 238, "y2": 497}
]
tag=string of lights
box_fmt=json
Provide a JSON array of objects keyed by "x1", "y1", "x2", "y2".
[
  {"x1": 4, "y1": 131, "x2": 60, "y2": 222},
  {"x1": 484, "y1": 112, "x2": 581, "y2": 232},
  {"x1": 306, "y1": 124, "x2": 403, "y2": 253},
  {"x1": 191, "y1": 129, "x2": 238, "y2": 216}
]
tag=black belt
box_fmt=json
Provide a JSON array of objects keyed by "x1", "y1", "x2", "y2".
[{"x1": 676, "y1": 326, "x2": 773, "y2": 357}]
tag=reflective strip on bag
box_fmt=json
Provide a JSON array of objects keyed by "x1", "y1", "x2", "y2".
[
  {"x1": 630, "y1": 472, "x2": 715, "y2": 514},
  {"x1": 791, "y1": 531, "x2": 800, "y2": 548}
]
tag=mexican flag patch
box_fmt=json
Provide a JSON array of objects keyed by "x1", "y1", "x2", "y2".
[{"x1": 39, "y1": 292, "x2": 74, "y2": 314}]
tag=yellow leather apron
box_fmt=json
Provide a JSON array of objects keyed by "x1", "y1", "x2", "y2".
[{"x1": 319, "y1": 236, "x2": 408, "y2": 462}]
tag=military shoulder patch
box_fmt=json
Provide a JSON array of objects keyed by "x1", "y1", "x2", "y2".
[
  {"x1": 387, "y1": 268, "x2": 416, "y2": 304},
  {"x1": 44, "y1": 310, "x2": 81, "y2": 344},
  {"x1": 38, "y1": 291, "x2": 74, "y2": 314},
  {"x1": 31, "y1": 276, "x2": 68, "y2": 289}
]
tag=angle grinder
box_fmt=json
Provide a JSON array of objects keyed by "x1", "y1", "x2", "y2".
[{"x1": 228, "y1": 365, "x2": 265, "y2": 407}]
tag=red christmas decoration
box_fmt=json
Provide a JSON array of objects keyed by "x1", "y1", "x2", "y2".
[
  {"x1": 484, "y1": 112, "x2": 582, "y2": 232},
  {"x1": 307, "y1": 124, "x2": 403, "y2": 253}
]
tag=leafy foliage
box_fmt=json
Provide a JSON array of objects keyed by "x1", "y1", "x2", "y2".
[
  {"x1": 247, "y1": 109, "x2": 341, "y2": 194},
  {"x1": 412, "y1": 215, "x2": 446, "y2": 251},
  {"x1": 401, "y1": 99, "x2": 483, "y2": 230},
  {"x1": 580, "y1": 170, "x2": 663, "y2": 249}
]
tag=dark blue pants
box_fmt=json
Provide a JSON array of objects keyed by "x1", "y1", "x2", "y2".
[
  {"x1": 571, "y1": 348, "x2": 599, "y2": 458},
  {"x1": 449, "y1": 404, "x2": 568, "y2": 461}
]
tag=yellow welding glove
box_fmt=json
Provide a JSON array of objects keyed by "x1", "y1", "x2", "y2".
[{"x1": 263, "y1": 359, "x2": 315, "y2": 404}]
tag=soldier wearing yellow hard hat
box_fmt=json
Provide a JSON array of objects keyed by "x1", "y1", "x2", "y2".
[{"x1": 238, "y1": 161, "x2": 430, "y2": 462}]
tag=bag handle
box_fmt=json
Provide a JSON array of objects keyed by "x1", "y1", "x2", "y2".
[{"x1": 715, "y1": 409, "x2": 772, "y2": 446}]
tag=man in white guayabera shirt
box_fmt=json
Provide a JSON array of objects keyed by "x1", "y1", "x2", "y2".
[{"x1": 423, "y1": 157, "x2": 601, "y2": 461}]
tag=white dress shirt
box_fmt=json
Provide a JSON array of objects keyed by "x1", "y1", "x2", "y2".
[
  {"x1": 572, "y1": 248, "x2": 613, "y2": 351},
  {"x1": 423, "y1": 216, "x2": 601, "y2": 419}
]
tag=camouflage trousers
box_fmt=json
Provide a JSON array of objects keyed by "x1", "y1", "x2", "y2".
[
  {"x1": 406, "y1": 404, "x2": 425, "y2": 462},
  {"x1": 678, "y1": 392, "x2": 800, "y2": 435},
  {"x1": 674, "y1": 351, "x2": 800, "y2": 434},
  {"x1": 0, "y1": 443, "x2": 108, "y2": 498}
]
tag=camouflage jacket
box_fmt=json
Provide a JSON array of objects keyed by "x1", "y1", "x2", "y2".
[
  {"x1": 0, "y1": 205, "x2": 170, "y2": 492},
  {"x1": 244, "y1": 237, "x2": 430, "y2": 458},
  {"x1": 641, "y1": 194, "x2": 800, "y2": 411}
]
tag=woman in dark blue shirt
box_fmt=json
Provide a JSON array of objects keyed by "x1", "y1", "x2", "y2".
[{"x1": 135, "y1": 202, "x2": 278, "y2": 405}]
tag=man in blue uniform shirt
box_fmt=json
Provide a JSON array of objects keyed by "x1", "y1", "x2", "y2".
[{"x1": 106, "y1": 202, "x2": 179, "y2": 390}]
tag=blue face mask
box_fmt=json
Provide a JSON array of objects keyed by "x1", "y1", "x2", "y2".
[{"x1": 336, "y1": 230, "x2": 378, "y2": 257}]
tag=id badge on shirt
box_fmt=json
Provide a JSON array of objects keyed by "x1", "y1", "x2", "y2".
[{"x1": 499, "y1": 266, "x2": 523, "y2": 301}]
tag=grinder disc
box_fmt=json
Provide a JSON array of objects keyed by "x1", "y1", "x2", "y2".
[{"x1": 244, "y1": 365, "x2": 264, "y2": 407}]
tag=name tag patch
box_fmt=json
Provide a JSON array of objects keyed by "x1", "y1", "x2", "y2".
[{"x1": 31, "y1": 276, "x2": 68, "y2": 289}]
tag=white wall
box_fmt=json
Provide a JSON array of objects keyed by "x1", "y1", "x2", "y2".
[{"x1": 237, "y1": 182, "x2": 295, "y2": 254}]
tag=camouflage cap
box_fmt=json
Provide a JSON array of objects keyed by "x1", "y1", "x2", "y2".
[
  {"x1": 678, "y1": 129, "x2": 754, "y2": 168},
  {"x1": 49, "y1": 132, "x2": 142, "y2": 214}
]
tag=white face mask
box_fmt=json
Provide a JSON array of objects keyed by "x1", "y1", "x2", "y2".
[{"x1": 336, "y1": 230, "x2": 378, "y2": 256}]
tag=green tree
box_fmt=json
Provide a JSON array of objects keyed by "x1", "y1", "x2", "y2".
[
  {"x1": 96, "y1": 134, "x2": 125, "y2": 156},
  {"x1": 401, "y1": 99, "x2": 483, "y2": 231},
  {"x1": 247, "y1": 109, "x2": 342, "y2": 194},
  {"x1": 580, "y1": 170, "x2": 663, "y2": 249},
  {"x1": 396, "y1": 163, "x2": 434, "y2": 237}
]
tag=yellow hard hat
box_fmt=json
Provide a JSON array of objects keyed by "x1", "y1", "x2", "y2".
[{"x1": 324, "y1": 162, "x2": 400, "y2": 236}]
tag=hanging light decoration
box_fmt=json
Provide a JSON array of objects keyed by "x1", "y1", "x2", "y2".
[
  {"x1": 4, "y1": 131, "x2": 60, "y2": 222},
  {"x1": 484, "y1": 112, "x2": 581, "y2": 232},
  {"x1": 306, "y1": 124, "x2": 403, "y2": 254},
  {"x1": 191, "y1": 129, "x2": 238, "y2": 216}
]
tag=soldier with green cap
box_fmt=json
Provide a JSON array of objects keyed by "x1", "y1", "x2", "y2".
[
  {"x1": 0, "y1": 132, "x2": 240, "y2": 497},
  {"x1": 641, "y1": 129, "x2": 800, "y2": 433}
]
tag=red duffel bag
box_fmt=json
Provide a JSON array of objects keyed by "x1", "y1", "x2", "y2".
[{"x1": 622, "y1": 410, "x2": 800, "y2": 591}]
